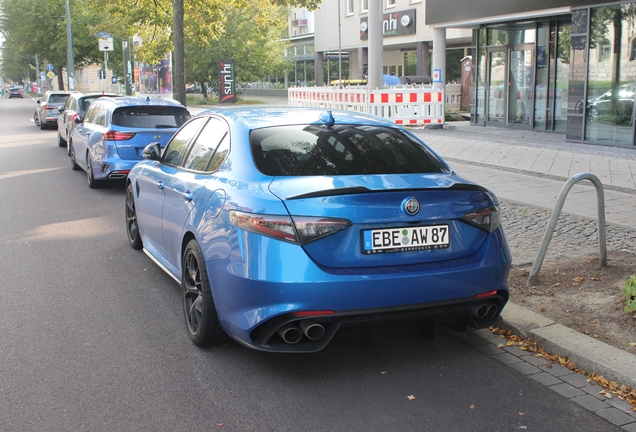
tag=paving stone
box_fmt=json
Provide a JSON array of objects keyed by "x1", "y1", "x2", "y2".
[
  {"x1": 529, "y1": 372, "x2": 562, "y2": 387},
  {"x1": 549, "y1": 383, "x2": 586, "y2": 398},
  {"x1": 572, "y1": 394, "x2": 610, "y2": 412},
  {"x1": 539, "y1": 364, "x2": 575, "y2": 378},
  {"x1": 470, "y1": 328, "x2": 500, "y2": 340},
  {"x1": 475, "y1": 343, "x2": 504, "y2": 356},
  {"x1": 606, "y1": 396, "x2": 636, "y2": 416},
  {"x1": 509, "y1": 361, "x2": 542, "y2": 375},
  {"x1": 560, "y1": 372, "x2": 594, "y2": 388},
  {"x1": 596, "y1": 407, "x2": 636, "y2": 426},
  {"x1": 621, "y1": 421, "x2": 636, "y2": 432},
  {"x1": 492, "y1": 352, "x2": 524, "y2": 365},
  {"x1": 521, "y1": 355, "x2": 552, "y2": 367},
  {"x1": 580, "y1": 384, "x2": 610, "y2": 401}
]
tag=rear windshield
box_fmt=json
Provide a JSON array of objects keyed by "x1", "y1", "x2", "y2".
[
  {"x1": 250, "y1": 124, "x2": 449, "y2": 176},
  {"x1": 49, "y1": 94, "x2": 70, "y2": 103},
  {"x1": 112, "y1": 107, "x2": 190, "y2": 129}
]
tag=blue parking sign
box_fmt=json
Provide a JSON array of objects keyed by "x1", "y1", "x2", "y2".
[{"x1": 47, "y1": 64, "x2": 54, "y2": 71}]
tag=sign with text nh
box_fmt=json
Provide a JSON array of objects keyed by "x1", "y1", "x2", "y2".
[{"x1": 218, "y1": 59, "x2": 236, "y2": 104}]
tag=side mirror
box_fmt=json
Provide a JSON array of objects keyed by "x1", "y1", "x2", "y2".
[
  {"x1": 142, "y1": 142, "x2": 162, "y2": 161},
  {"x1": 36, "y1": 99, "x2": 41, "y2": 104},
  {"x1": 74, "y1": 116, "x2": 82, "y2": 124},
  {"x1": 58, "y1": 107, "x2": 65, "y2": 113}
]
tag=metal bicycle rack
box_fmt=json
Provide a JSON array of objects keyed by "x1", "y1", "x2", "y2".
[{"x1": 527, "y1": 173, "x2": 607, "y2": 286}]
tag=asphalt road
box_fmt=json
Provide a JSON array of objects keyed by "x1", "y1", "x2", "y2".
[{"x1": 0, "y1": 96, "x2": 620, "y2": 431}]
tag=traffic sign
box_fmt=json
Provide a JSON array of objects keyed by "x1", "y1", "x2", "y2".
[
  {"x1": 46, "y1": 71, "x2": 55, "y2": 79},
  {"x1": 47, "y1": 64, "x2": 54, "y2": 71}
]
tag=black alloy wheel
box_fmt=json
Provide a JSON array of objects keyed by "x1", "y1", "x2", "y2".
[
  {"x1": 33, "y1": 112, "x2": 40, "y2": 127},
  {"x1": 125, "y1": 183, "x2": 142, "y2": 250},
  {"x1": 182, "y1": 239, "x2": 224, "y2": 346}
]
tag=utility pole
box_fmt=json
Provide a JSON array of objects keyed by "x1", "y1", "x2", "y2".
[
  {"x1": 368, "y1": 0, "x2": 383, "y2": 90},
  {"x1": 123, "y1": 38, "x2": 133, "y2": 95},
  {"x1": 65, "y1": 0, "x2": 75, "y2": 90}
]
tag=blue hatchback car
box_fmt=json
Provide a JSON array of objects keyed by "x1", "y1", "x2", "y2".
[
  {"x1": 69, "y1": 96, "x2": 190, "y2": 188},
  {"x1": 125, "y1": 107, "x2": 511, "y2": 352}
]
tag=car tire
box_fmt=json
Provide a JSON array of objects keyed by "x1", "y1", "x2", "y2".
[
  {"x1": 57, "y1": 131, "x2": 66, "y2": 147},
  {"x1": 40, "y1": 119, "x2": 47, "y2": 130},
  {"x1": 70, "y1": 141, "x2": 81, "y2": 171},
  {"x1": 86, "y1": 156, "x2": 104, "y2": 189},
  {"x1": 66, "y1": 134, "x2": 72, "y2": 156},
  {"x1": 33, "y1": 112, "x2": 40, "y2": 127},
  {"x1": 182, "y1": 239, "x2": 224, "y2": 346},
  {"x1": 125, "y1": 183, "x2": 143, "y2": 250}
]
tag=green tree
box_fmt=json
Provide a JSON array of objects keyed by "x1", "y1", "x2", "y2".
[
  {"x1": 0, "y1": 0, "x2": 119, "y2": 89},
  {"x1": 185, "y1": 2, "x2": 292, "y2": 100}
]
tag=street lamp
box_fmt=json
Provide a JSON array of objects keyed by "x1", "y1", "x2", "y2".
[{"x1": 65, "y1": 0, "x2": 75, "y2": 90}]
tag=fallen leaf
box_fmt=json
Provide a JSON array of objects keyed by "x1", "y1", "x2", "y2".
[
  {"x1": 575, "y1": 277, "x2": 585, "y2": 283},
  {"x1": 381, "y1": 371, "x2": 387, "y2": 375},
  {"x1": 553, "y1": 282, "x2": 561, "y2": 287},
  {"x1": 519, "y1": 412, "x2": 524, "y2": 416},
  {"x1": 589, "y1": 320, "x2": 597, "y2": 324},
  {"x1": 407, "y1": 395, "x2": 416, "y2": 400},
  {"x1": 540, "y1": 307, "x2": 546, "y2": 312},
  {"x1": 592, "y1": 277, "x2": 600, "y2": 281},
  {"x1": 628, "y1": 343, "x2": 636, "y2": 347},
  {"x1": 470, "y1": 404, "x2": 475, "y2": 410}
]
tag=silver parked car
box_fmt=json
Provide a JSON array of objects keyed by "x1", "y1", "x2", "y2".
[{"x1": 34, "y1": 91, "x2": 76, "y2": 130}]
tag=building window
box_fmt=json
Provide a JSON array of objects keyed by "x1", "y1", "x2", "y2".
[
  {"x1": 386, "y1": 0, "x2": 396, "y2": 8},
  {"x1": 630, "y1": 38, "x2": 636, "y2": 61},
  {"x1": 598, "y1": 38, "x2": 611, "y2": 62},
  {"x1": 346, "y1": 0, "x2": 354, "y2": 15},
  {"x1": 361, "y1": 0, "x2": 368, "y2": 12}
]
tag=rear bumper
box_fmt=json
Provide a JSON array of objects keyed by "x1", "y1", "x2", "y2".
[{"x1": 207, "y1": 228, "x2": 511, "y2": 352}]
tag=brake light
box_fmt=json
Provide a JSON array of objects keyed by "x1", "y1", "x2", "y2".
[
  {"x1": 229, "y1": 210, "x2": 351, "y2": 245},
  {"x1": 44, "y1": 105, "x2": 56, "y2": 110},
  {"x1": 103, "y1": 131, "x2": 136, "y2": 141},
  {"x1": 292, "y1": 311, "x2": 335, "y2": 317},
  {"x1": 476, "y1": 290, "x2": 498, "y2": 299},
  {"x1": 462, "y1": 205, "x2": 501, "y2": 233}
]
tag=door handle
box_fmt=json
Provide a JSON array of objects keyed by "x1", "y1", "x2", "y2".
[
  {"x1": 181, "y1": 192, "x2": 193, "y2": 202},
  {"x1": 156, "y1": 181, "x2": 164, "y2": 190}
]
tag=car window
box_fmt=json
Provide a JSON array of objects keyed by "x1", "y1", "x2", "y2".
[
  {"x1": 162, "y1": 118, "x2": 206, "y2": 166},
  {"x1": 83, "y1": 104, "x2": 99, "y2": 123},
  {"x1": 182, "y1": 118, "x2": 229, "y2": 171},
  {"x1": 49, "y1": 94, "x2": 70, "y2": 103},
  {"x1": 94, "y1": 106, "x2": 107, "y2": 126},
  {"x1": 206, "y1": 135, "x2": 230, "y2": 172},
  {"x1": 111, "y1": 107, "x2": 190, "y2": 129},
  {"x1": 250, "y1": 124, "x2": 449, "y2": 176}
]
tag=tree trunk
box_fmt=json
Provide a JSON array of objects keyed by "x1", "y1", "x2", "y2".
[
  {"x1": 173, "y1": 0, "x2": 186, "y2": 106},
  {"x1": 57, "y1": 67, "x2": 65, "y2": 90}
]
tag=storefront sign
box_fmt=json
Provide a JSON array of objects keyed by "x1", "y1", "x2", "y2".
[
  {"x1": 360, "y1": 9, "x2": 416, "y2": 40},
  {"x1": 218, "y1": 59, "x2": 236, "y2": 104}
]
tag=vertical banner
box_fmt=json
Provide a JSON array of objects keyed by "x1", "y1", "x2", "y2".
[{"x1": 218, "y1": 59, "x2": 236, "y2": 104}]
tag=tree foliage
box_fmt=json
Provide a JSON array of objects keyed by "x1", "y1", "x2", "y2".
[{"x1": 185, "y1": 2, "x2": 292, "y2": 98}]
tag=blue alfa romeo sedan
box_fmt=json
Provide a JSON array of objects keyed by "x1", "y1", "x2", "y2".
[{"x1": 125, "y1": 107, "x2": 511, "y2": 352}]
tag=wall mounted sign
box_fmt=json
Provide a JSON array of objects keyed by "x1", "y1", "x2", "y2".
[{"x1": 360, "y1": 9, "x2": 416, "y2": 40}]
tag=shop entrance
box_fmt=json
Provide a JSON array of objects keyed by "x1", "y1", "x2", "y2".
[{"x1": 485, "y1": 45, "x2": 534, "y2": 129}]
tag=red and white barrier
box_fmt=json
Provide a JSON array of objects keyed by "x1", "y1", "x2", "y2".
[{"x1": 288, "y1": 86, "x2": 445, "y2": 126}]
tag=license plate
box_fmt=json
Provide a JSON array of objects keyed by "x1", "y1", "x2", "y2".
[{"x1": 362, "y1": 225, "x2": 450, "y2": 254}]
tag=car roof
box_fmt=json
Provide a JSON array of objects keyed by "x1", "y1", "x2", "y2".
[
  {"x1": 196, "y1": 107, "x2": 396, "y2": 130},
  {"x1": 95, "y1": 96, "x2": 186, "y2": 109}
]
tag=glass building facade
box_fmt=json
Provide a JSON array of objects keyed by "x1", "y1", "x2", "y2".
[{"x1": 472, "y1": 2, "x2": 636, "y2": 148}]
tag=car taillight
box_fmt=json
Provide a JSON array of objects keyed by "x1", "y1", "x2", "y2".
[
  {"x1": 462, "y1": 205, "x2": 501, "y2": 233},
  {"x1": 103, "y1": 131, "x2": 136, "y2": 141},
  {"x1": 229, "y1": 210, "x2": 351, "y2": 245},
  {"x1": 44, "y1": 105, "x2": 56, "y2": 110}
]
